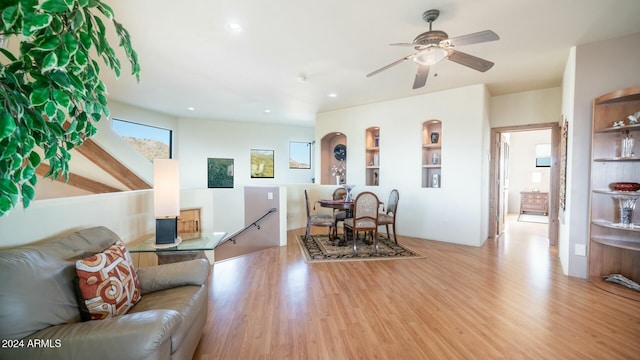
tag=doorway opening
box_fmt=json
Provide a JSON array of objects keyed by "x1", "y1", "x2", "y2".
[{"x1": 489, "y1": 123, "x2": 560, "y2": 246}]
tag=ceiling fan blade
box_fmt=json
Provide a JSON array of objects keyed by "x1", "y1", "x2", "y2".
[
  {"x1": 389, "y1": 43, "x2": 420, "y2": 47},
  {"x1": 412, "y1": 64, "x2": 430, "y2": 89},
  {"x1": 447, "y1": 49, "x2": 494, "y2": 72},
  {"x1": 444, "y1": 30, "x2": 499, "y2": 47},
  {"x1": 366, "y1": 54, "x2": 414, "y2": 77}
]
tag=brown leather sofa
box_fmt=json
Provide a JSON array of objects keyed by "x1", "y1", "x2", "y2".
[{"x1": 0, "y1": 226, "x2": 210, "y2": 360}]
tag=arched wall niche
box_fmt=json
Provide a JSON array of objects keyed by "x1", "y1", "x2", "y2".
[{"x1": 320, "y1": 132, "x2": 347, "y2": 185}]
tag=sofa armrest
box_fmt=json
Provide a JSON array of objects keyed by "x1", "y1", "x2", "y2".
[
  {"x1": 137, "y1": 259, "x2": 210, "y2": 295},
  {"x1": 0, "y1": 310, "x2": 181, "y2": 360}
]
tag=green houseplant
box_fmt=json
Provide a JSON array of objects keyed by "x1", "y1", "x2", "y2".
[{"x1": 0, "y1": 0, "x2": 140, "y2": 216}]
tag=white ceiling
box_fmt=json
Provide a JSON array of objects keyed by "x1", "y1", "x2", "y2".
[{"x1": 102, "y1": 0, "x2": 640, "y2": 127}]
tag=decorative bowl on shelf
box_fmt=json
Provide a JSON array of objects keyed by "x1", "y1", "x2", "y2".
[{"x1": 611, "y1": 182, "x2": 640, "y2": 192}]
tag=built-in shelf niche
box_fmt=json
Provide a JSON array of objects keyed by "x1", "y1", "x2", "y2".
[
  {"x1": 365, "y1": 127, "x2": 380, "y2": 186},
  {"x1": 422, "y1": 120, "x2": 442, "y2": 188},
  {"x1": 588, "y1": 86, "x2": 640, "y2": 302}
]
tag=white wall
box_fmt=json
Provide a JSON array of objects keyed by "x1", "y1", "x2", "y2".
[
  {"x1": 507, "y1": 130, "x2": 552, "y2": 213},
  {"x1": 491, "y1": 88, "x2": 562, "y2": 127},
  {"x1": 316, "y1": 85, "x2": 491, "y2": 246},
  {"x1": 0, "y1": 190, "x2": 155, "y2": 249},
  {"x1": 0, "y1": 189, "x2": 214, "y2": 249},
  {"x1": 559, "y1": 48, "x2": 576, "y2": 275},
  {"x1": 177, "y1": 118, "x2": 315, "y2": 234},
  {"x1": 561, "y1": 32, "x2": 640, "y2": 278}
]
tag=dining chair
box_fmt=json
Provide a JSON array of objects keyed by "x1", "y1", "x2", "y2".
[
  {"x1": 343, "y1": 191, "x2": 380, "y2": 254},
  {"x1": 332, "y1": 187, "x2": 348, "y2": 239},
  {"x1": 304, "y1": 189, "x2": 334, "y2": 240},
  {"x1": 378, "y1": 189, "x2": 399, "y2": 244}
]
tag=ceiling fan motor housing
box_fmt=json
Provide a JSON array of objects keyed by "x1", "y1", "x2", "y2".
[{"x1": 413, "y1": 30, "x2": 448, "y2": 47}]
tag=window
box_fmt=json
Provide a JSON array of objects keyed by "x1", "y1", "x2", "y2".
[
  {"x1": 535, "y1": 143, "x2": 551, "y2": 167},
  {"x1": 112, "y1": 119, "x2": 172, "y2": 161},
  {"x1": 289, "y1": 141, "x2": 311, "y2": 169}
]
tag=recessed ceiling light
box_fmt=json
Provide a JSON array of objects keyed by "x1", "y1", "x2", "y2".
[
  {"x1": 264, "y1": 109, "x2": 271, "y2": 114},
  {"x1": 187, "y1": 107, "x2": 195, "y2": 112},
  {"x1": 328, "y1": 93, "x2": 337, "y2": 98},
  {"x1": 225, "y1": 22, "x2": 243, "y2": 32}
]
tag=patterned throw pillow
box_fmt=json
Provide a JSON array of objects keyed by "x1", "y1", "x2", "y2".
[{"x1": 75, "y1": 240, "x2": 141, "y2": 320}]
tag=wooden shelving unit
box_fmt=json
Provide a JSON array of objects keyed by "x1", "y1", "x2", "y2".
[
  {"x1": 422, "y1": 120, "x2": 442, "y2": 188},
  {"x1": 588, "y1": 86, "x2": 640, "y2": 301},
  {"x1": 365, "y1": 127, "x2": 380, "y2": 186}
]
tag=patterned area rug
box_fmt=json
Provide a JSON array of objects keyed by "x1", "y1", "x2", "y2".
[{"x1": 296, "y1": 234, "x2": 424, "y2": 263}]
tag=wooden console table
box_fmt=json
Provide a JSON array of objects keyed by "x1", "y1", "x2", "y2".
[{"x1": 520, "y1": 191, "x2": 549, "y2": 215}]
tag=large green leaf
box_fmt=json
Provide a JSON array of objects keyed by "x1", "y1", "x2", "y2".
[
  {"x1": 62, "y1": 33, "x2": 78, "y2": 54},
  {"x1": 40, "y1": 0, "x2": 72, "y2": 13},
  {"x1": 29, "y1": 13, "x2": 53, "y2": 32},
  {"x1": 0, "y1": 195, "x2": 12, "y2": 216},
  {"x1": 55, "y1": 47, "x2": 70, "y2": 68},
  {"x1": 74, "y1": 49, "x2": 88, "y2": 67},
  {"x1": 21, "y1": 183, "x2": 35, "y2": 208},
  {"x1": 0, "y1": 47, "x2": 17, "y2": 61},
  {"x1": 9, "y1": 153, "x2": 22, "y2": 171},
  {"x1": 78, "y1": 31, "x2": 92, "y2": 50},
  {"x1": 44, "y1": 100, "x2": 57, "y2": 118},
  {"x1": 41, "y1": 51, "x2": 58, "y2": 72},
  {"x1": 29, "y1": 87, "x2": 50, "y2": 106},
  {"x1": 52, "y1": 89, "x2": 71, "y2": 109},
  {"x1": 28, "y1": 150, "x2": 41, "y2": 167},
  {"x1": 2, "y1": 6, "x2": 19, "y2": 29},
  {"x1": 20, "y1": 165, "x2": 35, "y2": 181},
  {"x1": 97, "y1": 2, "x2": 114, "y2": 19},
  {"x1": 0, "y1": 138, "x2": 19, "y2": 160},
  {"x1": 0, "y1": 111, "x2": 17, "y2": 139},
  {"x1": 34, "y1": 35, "x2": 60, "y2": 50},
  {"x1": 44, "y1": 143, "x2": 58, "y2": 159},
  {"x1": 49, "y1": 71, "x2": 72, "y2": 90},
  {"x1": 0, "y1": 178, "x2": 19, "y2": 197}
]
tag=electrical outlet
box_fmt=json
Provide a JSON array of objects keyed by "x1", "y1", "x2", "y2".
[
  {"x1": 575, "y1": 244, "x2": 586, "y2": 256},
  {"x1": 267, "y1": 192, "x2": 273, "y2": 200}
]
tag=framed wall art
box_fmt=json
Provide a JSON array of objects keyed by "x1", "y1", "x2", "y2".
[
  {"x1": 559, "y1": 119, "x2": 568, "y2": 210},
  {"x1": 250, "y1": 149, "x2": 274, "y2": 178},
  {"x1": 207, "y1": 158, "x2": 234, "y2": 188}
]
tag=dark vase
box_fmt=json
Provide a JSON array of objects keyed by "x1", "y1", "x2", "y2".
[{"x1": 431, "y1": 131, "x2": 439, "y2": 144}]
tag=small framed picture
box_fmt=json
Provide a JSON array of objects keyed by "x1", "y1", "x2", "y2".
[
  {"x1": 250, "y1": 149, "x2": 274, "y2": 178},
  {"x1": 207, "y1": 158, "x2": 234, "y2": 188}
]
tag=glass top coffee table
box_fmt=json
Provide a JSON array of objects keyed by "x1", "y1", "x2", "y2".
[{"x1": 129, "y1": 232, "x2": 227, "y2": 264}]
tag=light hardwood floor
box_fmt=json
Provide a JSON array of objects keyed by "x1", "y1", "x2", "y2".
[{"x1": 194, "y1": 216, "x2": 640, "y2": 359}]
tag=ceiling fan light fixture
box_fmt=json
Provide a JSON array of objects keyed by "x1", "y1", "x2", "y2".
[
  {"x1": 413, "y1": 46, "x2": 448, "y2": 66},
  {"x1": 224, "y1": 22, "x2": 243, "y2": 32}
]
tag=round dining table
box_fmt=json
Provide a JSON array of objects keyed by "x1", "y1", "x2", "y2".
[{"x1": 316, "y1": 199, "x2": 353, "y2": 245}]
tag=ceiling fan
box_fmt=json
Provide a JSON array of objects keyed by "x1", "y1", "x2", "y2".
[{"x1": 366, "y1": 9, "x2": 499, "y2": 89}]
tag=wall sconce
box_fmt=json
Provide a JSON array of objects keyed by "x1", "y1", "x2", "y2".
[{"x1": 154, "y1": 159, "x2": 180, "y2": 245}]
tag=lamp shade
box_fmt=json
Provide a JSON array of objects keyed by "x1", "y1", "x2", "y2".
[
  {"x1": 531, "y1": 171, "x2": 542, "y2": 183},
  {"x1": 153, "y1": 159, "x2": 180, "y2": 217}
]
